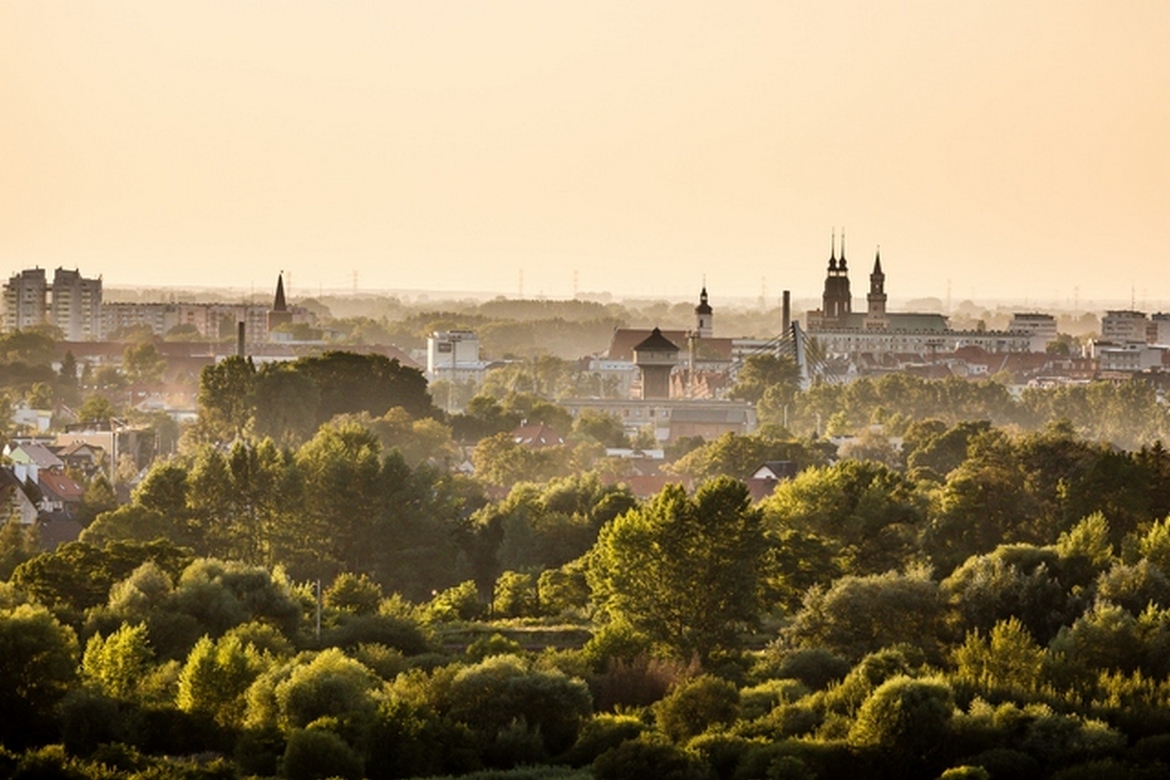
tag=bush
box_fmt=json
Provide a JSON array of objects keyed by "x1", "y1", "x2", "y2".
[
  {"x1": 847, "y1": 675, "x2": 955, "y2": 760},
  {"x1": 273, "y1": 648, "x2": 382, "y2": 731},
  {"x1": 467, "y1": 633, "x2": 525, "y2": 662},
  {"x1": 773, "y1": 647, "x2": 851, "y2": 690},
  {"x1": 781, "y1": 569, "x2": 942, "y2": 662},
  {"x1": 59, "y1": 688, "x2": 126, "y2": 756},
  {"x1": 592, "y1": 736, "x2": 707, "y2": 780},
  {"x1": 426, "y1": 580, "x2": 486, "y2": 622},
  {"x1": 655, "y1": 674, "x2": 740, "y2": 743},
  {"x1": 559, "y1": 713, "x2": 647, "y2": 767},
  {"x1": 321, "y1": 612, "x2": 430, "y2": 656},
  {"x1": 351, "y1": 642, "x2": 409, "y2": 680},
  {"x1": 493, "y1": 571, "x2": 541, "y2": 619},
  {"x1": 281, "y1": 727, "x2": 364, "y2": 780},
  {"x1": 444, "y1": 654, "x2": 593, "y2": 758},
  {"x1": 324, "y1": 572, "x2": 383, "y2": 616},
  {"x1": 739, "y1": 678, "x2": 810, "y2": 720},
  {"x1": 580, "y1": 621, "x2": 652, "y2": 672}
]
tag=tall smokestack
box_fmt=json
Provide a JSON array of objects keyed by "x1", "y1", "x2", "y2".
[
  {"x1": 782, "y1": 290, "x2": 791, "y2": 334},
  {"x1": 237, "y1": 321, "x2": 246, "y2": 358}
]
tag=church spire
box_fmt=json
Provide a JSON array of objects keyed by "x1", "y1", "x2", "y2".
[
  {"x1": 838, "y1": 228, "x2": 847, "y2": 271},
  {"x1": 873, "y1": 246, "x2": 882, "y2": 275},
  {"x1": 828, "y1": 229, "x2": 837, "y2": 271},
  {"x1": 273, "y1": 273, "x2": 287, "y2": 312}
]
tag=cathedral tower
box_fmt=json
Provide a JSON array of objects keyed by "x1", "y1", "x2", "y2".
[{"x1": 821, "y1": 230, "x2": 852, "y2": 325}]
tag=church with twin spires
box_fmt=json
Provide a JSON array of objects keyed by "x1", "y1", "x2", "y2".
[{"x1": 806, "y1": 231, "x2": 1031, "y2": 356}]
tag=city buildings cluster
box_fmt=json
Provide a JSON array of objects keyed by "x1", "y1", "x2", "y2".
[{"x1": 2, "y1": 268, "x2": 312, "y2": 345}]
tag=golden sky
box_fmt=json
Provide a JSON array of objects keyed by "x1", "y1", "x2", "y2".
[{"x1": 1, "y1": 1, "x2": 1167, "y2": 306}]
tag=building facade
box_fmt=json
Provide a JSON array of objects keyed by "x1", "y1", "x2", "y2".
[
  {"x1": 1008, "y1": 313, "x2": 1058, "y2": 352},
  {"x1": 51, "y1": 268, "x2": 103, "y2": 340},
  {"x1": 2, "y1": 268, "x2": 49, "y2": 331},
  {"x1": 3, "y1": 267, "x2": 104, "y2": 338}
]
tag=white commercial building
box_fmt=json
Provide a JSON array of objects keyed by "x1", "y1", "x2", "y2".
[
  {"x1": 426, "y1": 330, "x2": 491, "y2": 383},
  {"x1": 1008, "y1": 313, "x2": 1057, "y2": 352}
]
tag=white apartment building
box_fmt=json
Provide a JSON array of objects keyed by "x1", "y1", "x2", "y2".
[
  {"x1": 2, "y1": 268, "x2": 49, "y2": 331},
  {"x1": 51, "y1": 268, "x2": 103, "y2": 340},
  {"x1": 3, "y1": 267, "x2": 104, "y2": 338}
]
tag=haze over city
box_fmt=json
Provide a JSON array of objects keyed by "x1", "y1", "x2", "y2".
[{"x1": 2, "y1": 2, "x2": 1167, "y2": 305}]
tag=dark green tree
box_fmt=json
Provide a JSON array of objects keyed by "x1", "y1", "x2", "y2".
[
  {"x1": 0, "y1": 604, "x2": 79, "y2": 747},
  {"x1": 195, "y1": 356, "x2": 257, "y2": 442}
]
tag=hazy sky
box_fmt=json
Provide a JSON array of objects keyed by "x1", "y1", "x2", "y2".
[{"x1": 2, "y1": 2, "x2": 1167, "y2": 307}]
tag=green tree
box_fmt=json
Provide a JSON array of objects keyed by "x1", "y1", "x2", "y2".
[
  {"x1": 0, "y1": 604, "x2": 79, "y2": 746},
  {"x1": 472, "y1": 431, "x2": 567, "y2": 487},
  {"x1": 79, "y1": 474, "x2": 118, "y2": 524},
  {"x1": 782, "y1": 568, "x2": 942, "y2": 662},
  {"x1": 122, "y1": 341, "x2": 166, "y2": 383},
  {"x1": 573, "y1": 409, "x2": 630, "y2": 448},
  {"x1": 250, "y1": 362, "x2": 321, "y2": 446},
  {"x1": 177, "y1": 633, "x2": 264, "y2": 727},
  {"x1": 294, "y1": 421, "x2": 385, "y2": 576},
  {"x1": 669, "y1": 431, "x2": 829, "y2": 482},
  {"x1": 762, "y1": 459, "x2": 925, "y2": 575},
  {"x1": 492, "y1": 570, "x2": 540, "y2": 618},
  {"x1": 952, "y1": 617, "x2": 1046, "y2": 695},
  {"x1": 281, "y1": 727, "x2": 365, "y2": 780},
  {"x1": 78, "y1": 393, "x2": 117, "y2": 423},
  {"x1": 271, "y1": 647, "x2": 382, "y2": 730},
  {"x1": 26, "y1": 381, "x2": 53, "y2": 409},
  {"x1": 362, "y1": 406, "x2": 457, "y2": 467},
  {"x1": 0, "y1": 518, "x2": 40, "y2": 581},
  {"x1": 589, "y1": 477, "x2": 765, "y2": 663},
  {"x1": 81, "y1": 622, "x2": 154, "y2": 700},
  {"x1": 295, "y1": 350, "x2": 435, "y2": 425},
  {"x1": 730, "y1": 353, "x2": 800, "y2": 406},
  {"x1": 195, "y1": 356, "x2": 256, "y2": 442}
]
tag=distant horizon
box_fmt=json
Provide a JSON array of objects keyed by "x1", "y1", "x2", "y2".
[{"x1": 96, "y1": 278, "x2": 1166, "y2": 317}]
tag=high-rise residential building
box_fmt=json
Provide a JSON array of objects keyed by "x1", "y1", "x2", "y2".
[
  {"x1": 51, "y1": 267, "x2": 103, "y2": 341},
  {"x1": 1101, "y1": 310, "x2": 1149, "y2": 343},
  {"x1": 3, "y1": 267, "x2": 104, "y2": 338},
  {"x1": 2, "y1": 268, "x2": 49, "y2": 331}
]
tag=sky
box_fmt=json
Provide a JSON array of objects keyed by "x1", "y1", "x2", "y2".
[{"x1": 1, "y1": 2, "x2": 1167, "y2": 308}]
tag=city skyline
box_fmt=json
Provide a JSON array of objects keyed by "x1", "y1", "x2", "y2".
[{"x1": 2, "y1": 2, "x2": 1167, "y2": 304}]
